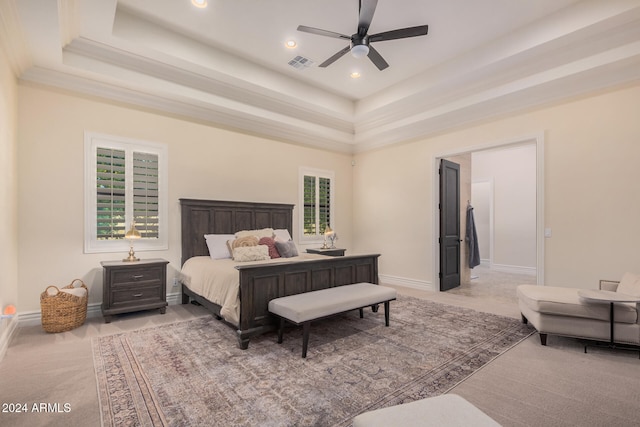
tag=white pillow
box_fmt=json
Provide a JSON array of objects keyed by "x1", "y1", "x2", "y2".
[
  {"x1": 204, "y1": 234, "x2": 235, "y2": 259},
  {"x1": 273, "y1": 229, "x2": 292, "y2": 242},
  {"x1": 233, "y1": 245, "x2": 270, "y2": 262},
  {"x1": 617, "y1": 272, "x2": 640, "y2": 297},
  {"x1": 235, "y1": 228, "x2": 274, "y2": 239}
]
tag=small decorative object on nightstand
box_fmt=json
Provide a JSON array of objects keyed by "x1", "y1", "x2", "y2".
[
  {"x1": 101, "y1": 258, "x2": 169, "y2": 323},
  {"x1": 306, "y1": 247, "x2": 346, "y2": 257},
  {"x1": 122, "y1": 222, "x2": 142, "y2": 262}
]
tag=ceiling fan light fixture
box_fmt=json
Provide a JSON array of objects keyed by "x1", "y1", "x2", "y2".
[
  {"x1": 351, "y1": 44, "x2": 369, "y2": 59},
  {"x1": 350, "y1": 71, "x2": 361, "y2": 79}
]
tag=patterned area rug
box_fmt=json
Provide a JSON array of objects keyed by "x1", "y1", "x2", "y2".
[{"x1": 93, "y1": 296, "x2": 532, "y2": 426}]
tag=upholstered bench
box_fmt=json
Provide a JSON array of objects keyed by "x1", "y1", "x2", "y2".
[
  {"x1": 352, "y1": 394, "x2": 500, "y2": 426},
  {"x1": 268, "y1": 283, "x2": 397, "y2": 358}
]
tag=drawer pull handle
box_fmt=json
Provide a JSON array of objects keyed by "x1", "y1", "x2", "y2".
[
  {"x1": 132, "y1": 293, "x2": 143, "y2": 297},
  {"x1": 131, "y1": 275, "x2": 144, "y2": 280}
]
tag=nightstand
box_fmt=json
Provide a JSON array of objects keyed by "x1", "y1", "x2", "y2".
[
  {"x1": 101, "y1": 258, "x2": 169, "y2": 323},
  {"x1": 306, "y1": 248, "x2": 346, "y2": 257}
]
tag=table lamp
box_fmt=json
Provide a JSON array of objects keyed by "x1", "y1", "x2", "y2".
[{"x1": 123, "y1": 222, "x2": 141, "y2": 262}]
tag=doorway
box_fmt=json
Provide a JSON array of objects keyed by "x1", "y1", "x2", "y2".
[{"x1": 433, "y1": 135, "x2": 544, "y2": 291}]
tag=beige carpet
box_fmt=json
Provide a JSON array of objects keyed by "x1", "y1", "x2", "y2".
[{"x1": 92, "y1": 296, "x2": 532, "y2": 426}]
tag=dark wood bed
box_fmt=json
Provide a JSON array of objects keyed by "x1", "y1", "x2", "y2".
[{"x1": 179, "y1": 198, "x2": 380, "y2": 349}]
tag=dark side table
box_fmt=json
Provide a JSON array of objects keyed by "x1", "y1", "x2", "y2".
[{"x1": 578, "y1": 289, "x2": 640, "y2": 357}]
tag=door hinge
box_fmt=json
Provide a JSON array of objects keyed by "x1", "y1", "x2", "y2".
[{"x1": 438, "y1": 272, "x2": 442, "y2": 278}]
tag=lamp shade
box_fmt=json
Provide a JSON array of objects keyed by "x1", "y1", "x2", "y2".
[{"x1": 125, "y1": 222, "x2": 141, "y2": 239}]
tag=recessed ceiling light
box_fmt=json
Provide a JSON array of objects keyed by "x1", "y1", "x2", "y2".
[
  {"x1": 191, "y1": 0, "x2": 207, "y2": 8},
  {"x1": 285, "y1": 40, "x2": 297, "y2": 49},
  {"x1": 350, "y1": 72, "x2": 361, "y2": 79}
]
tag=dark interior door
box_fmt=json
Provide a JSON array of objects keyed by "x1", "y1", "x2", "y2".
[{"x1": 439, "y1": 159, "x2": 461, "y2": 291}]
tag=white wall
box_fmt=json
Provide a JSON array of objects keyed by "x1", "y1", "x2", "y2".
[
  {"x1": 0, "y1": 43, "x2": 19, "y2": 353},
  {"x1": 353, "y1": 83, "x2": 640, "y2": 290},
  {"x1": 472, "y1": 144, "x2": 537, "y2": 273},
  {"x1": 16, "y1": 84, "x2": 354, "y2": 312}
]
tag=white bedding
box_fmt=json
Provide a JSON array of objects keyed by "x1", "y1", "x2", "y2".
[{"x1": 180, "y1": 254, "x2": 326, "y2": 326}]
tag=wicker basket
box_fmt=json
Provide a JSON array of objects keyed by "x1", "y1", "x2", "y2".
[{"x1": 40, "y1": 279, "x2": 88, "y2": 333}]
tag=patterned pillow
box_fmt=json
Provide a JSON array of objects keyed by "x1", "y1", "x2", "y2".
[
  {"x1": 259, "y1": 237, "x2": 280, "y2": 258},
  {"x1": 231, "y1": 235, "x2": 259, "y2": 249},
  {"x1": 233, "y1": 245, "x2": 270, "y2": 262}
]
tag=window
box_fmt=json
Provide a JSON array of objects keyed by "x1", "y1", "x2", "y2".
[
  {"x1": 299, "y1": 167, "x2": 334, "y2": 242},
  {"x1": 84, "y1": 132, "x2": 168, "y2": 253}
]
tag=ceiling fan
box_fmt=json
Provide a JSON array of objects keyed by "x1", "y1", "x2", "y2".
[{"x1": 297, "y1": 0, "x2": 429, "y2": 71}]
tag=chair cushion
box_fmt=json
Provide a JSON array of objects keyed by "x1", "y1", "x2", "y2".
[
  {"x1": 617, "y1": 272, "x2": 640, "y2": 297},
  {"x1": 517, "y1": 285, "x2": 637, "y2": 324}
]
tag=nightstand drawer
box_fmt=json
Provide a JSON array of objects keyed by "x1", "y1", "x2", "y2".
[
  {"x1": 111, "y1": 284, "x2": 164, "y2": 306},
  {"x1": 111, "y1": 266, "x2": 164, "y2": 287}
]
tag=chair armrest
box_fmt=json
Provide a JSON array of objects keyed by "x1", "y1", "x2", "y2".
[{"x1": 599, "y1": 279, "x2": 619, "y2": 292}]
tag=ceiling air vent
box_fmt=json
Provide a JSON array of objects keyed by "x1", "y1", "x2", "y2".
[{"x1": 288, "y1": 55, "x2": 314, "y2": 70}]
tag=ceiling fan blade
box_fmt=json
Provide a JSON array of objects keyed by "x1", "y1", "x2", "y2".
[
  {"x1": 297, "y1": 25, "x2": 351, "y2": 40},
  {"x1": 369, "y1": 25, "x2": 429, "y2": 43},
  {"x1": 319, "y1": 46, "x2": 351, "y2": 67},
  {"x1": 367, "y1": 45, "x2": 389, "y2": 70},
  {"x1": 357, "y1": 0, "x2": 378, "y2": 37}
]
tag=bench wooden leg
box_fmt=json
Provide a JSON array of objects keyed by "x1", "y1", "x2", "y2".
[
  {"x1": 359, "y1": 308, "x2": 364, "y2": 318},
  {"x1": 384, "y1": 301, "x2": 390, "y2": 326},
  {"x1": 302, "y1": 322, "x2": 311, "y2": 358},
  {"x1": 277, "y1": 317, "x2": 285, "y2": 344}
]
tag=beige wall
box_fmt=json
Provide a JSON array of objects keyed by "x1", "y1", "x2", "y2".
[
  {"x1": 0, "y1": 47, "x2": 18, "y2": 318},
  {"x1": 353, "y1": 83, "x2": 640, "y2": 290},
  {"x1": 16, "y1": 84, "x2": 354, "y2": 312}
]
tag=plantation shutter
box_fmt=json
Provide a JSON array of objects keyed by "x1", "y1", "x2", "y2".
[
  {"x1": 303, "y1": 174, "x2": 332, "y2": 237},
  {"x1": 96, "y1": 148, "x2": 126, "y2": 240},
  {"x1": 133, "y1": 151, "x2": 159, "y2": 239},
  {"x1": 303, "y1": 175, "x2": 316, "y2": 235},
  {"x1": 318, "y1": 177, "x2": 331, "y2": 235}
]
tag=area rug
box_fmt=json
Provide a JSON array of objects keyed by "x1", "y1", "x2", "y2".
[{"x1": 93, "y1": 295, "x2": 532, "y2": 426}]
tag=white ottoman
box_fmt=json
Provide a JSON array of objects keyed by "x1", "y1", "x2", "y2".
[{"x1": 352, "y1": 394, "x2": 500, "y2": 427}]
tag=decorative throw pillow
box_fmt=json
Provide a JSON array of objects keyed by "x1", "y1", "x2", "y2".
[
  {"x1": 204, "y1": 234, "x2": 235, "y2": 259},
  {"x1": 274, "y1": 240, "x2": 299, "y2": 258},
  {"x1": 235, "y1": 228, "x2": 274, "y2": 239},
  {"x1": 617, "y1": 272, "x2": 640, "y2": 297},
  {"x1": 259, "y1": 237, "x2": 280, "y2": 258},
  {"x1": 231, "y1": 235, "x2": 259, "y2": 249},
  {"x1": 233, "y1": 245, "x2": 270, "y2": 262}
]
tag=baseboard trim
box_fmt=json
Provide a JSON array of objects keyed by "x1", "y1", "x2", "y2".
[
  {"x1": 379, "y1": 274, "x2": 435, "y2": 292},
  {"x1": 0, "y1": 316, "x2": 19, "y2": 362},
  {"x1": 490, "y1": 263, "x2": 537, "y2": 276},
  {"x1": 17, "y1": 294, "x2": 185, "y2": 328}
]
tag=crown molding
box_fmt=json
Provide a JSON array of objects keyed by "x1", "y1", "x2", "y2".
[{"x1": 19, "y1": 66, "x2": 356, "y2": 153}]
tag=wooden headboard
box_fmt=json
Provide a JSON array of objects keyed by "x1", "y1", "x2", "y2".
[{"x1": 179, "y1": 199, "x2": 294, "y2": 265}]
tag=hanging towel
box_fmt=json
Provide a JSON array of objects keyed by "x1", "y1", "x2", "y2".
[{"x1": 466, "y1": 204, "x2": 481, "y2": 269}]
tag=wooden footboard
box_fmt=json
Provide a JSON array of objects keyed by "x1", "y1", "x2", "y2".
[{"x1": 234, "y1": 254, "x2": 380, "y2": 349}]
